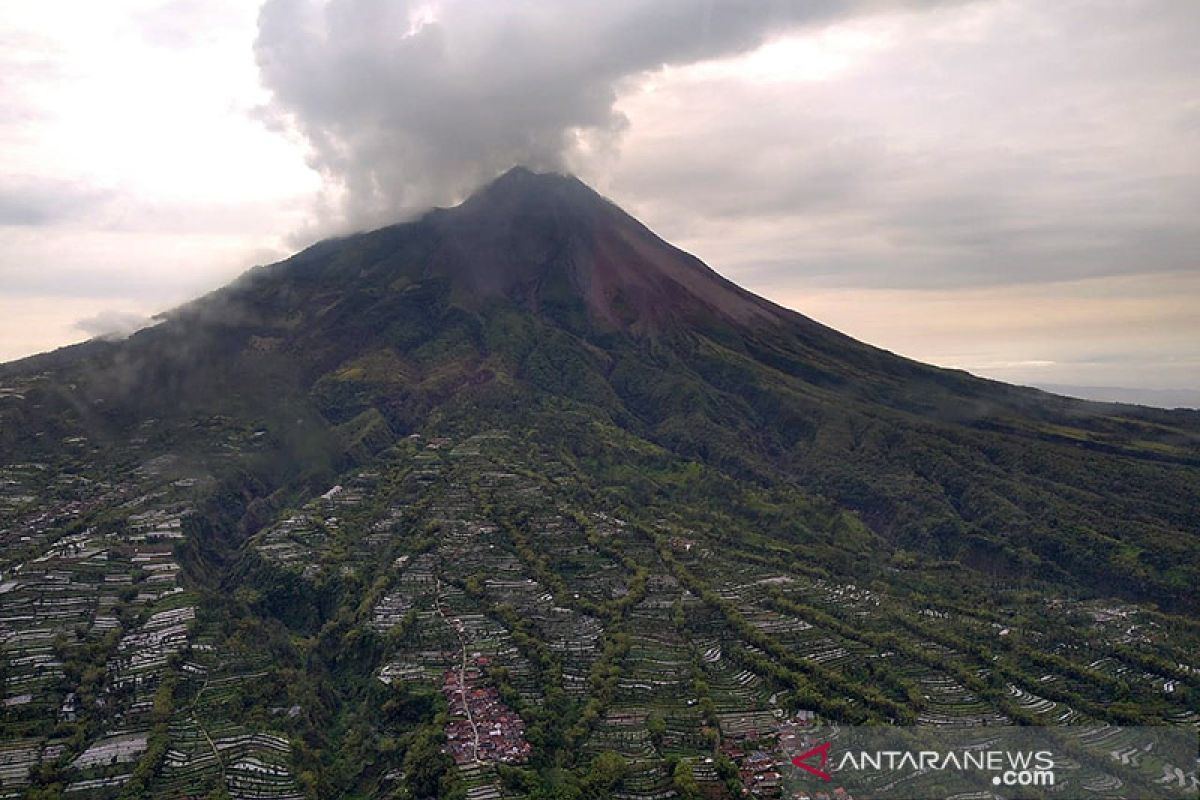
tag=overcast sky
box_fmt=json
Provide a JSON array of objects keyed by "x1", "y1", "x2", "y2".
[{"x1": 1, "y1": 0, "x2": 1197, "y2": 399}]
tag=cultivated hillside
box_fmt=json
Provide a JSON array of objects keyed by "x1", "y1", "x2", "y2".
[{"x1": 0, "y1": 168, "x2": 1196, "y2": 798}]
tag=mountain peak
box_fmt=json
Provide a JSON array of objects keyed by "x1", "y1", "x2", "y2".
[
  {"x1": 426, "y1": 168, "x2": 787, "y2": 332},
  {"x1": 485, "y1": 164, "x2": 583, "y2": 191},
  {"x1": 451, "y1": 166, "x2": 611, "y2": 225}
]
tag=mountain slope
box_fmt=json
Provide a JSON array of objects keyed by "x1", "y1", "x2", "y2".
[
  {"x1": 0, "y1": 168, "x2": 1197, "y2": 798},
  {"x1": 4, "y1": 168, "x2": 1196, "y2": 605}
]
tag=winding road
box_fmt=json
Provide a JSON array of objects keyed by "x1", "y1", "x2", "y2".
[{"x1": 435, "y1": 577, "x2": 481, "y2": 764}]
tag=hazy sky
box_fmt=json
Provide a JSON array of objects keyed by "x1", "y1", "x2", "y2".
[{"x1": 1, "y1": 0, "x2": 1197, "y2": 396}]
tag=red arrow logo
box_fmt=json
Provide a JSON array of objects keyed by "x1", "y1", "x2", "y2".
[{"x1": 791, "y1": 741, "x2": 833, "y2": 781}]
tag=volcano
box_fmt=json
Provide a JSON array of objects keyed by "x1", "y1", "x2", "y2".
[{"x1": 0, "y1": 168, "x2": 1197, "y2": 798}]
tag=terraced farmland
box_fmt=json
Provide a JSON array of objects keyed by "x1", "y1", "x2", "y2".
[{"x1": 1, "y1": 427, "x2": 1196, "y2": 798}]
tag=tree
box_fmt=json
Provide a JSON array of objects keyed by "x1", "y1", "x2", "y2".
[
  {"x1": 581, "y1": 751, "x2": 627, "y2": 798},
  {"x1": 403, "y1": 728, "x2": 454, "y2": 799},
  {"x1": 673, "y1": 760, "x2": 700, "y2": 800},
  {"x1": 646, "y1": 713, "x2": 667, "y2": 749}
]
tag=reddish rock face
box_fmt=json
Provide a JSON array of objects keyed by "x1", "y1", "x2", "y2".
[{"x1": 426, "y1": 166, "x2": 791, "y2": 334}]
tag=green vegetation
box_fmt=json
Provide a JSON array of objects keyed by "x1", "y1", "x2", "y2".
[{"x1": 0, "y1": 170, "x2": 1196, "y2": 798}]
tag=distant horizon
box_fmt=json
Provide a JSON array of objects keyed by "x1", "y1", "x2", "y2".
[{"x1": 1029, "y1": 383, "x2": 1200, "y2": 411}]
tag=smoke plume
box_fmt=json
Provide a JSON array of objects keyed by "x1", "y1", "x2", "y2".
[{"x1": 254, "y1": 0, "x2": 950, "y2": 231}]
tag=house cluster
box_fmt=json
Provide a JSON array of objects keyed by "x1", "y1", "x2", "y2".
[
  {"x1": 790, "y1": 789, "x2": 856, "y2": 800},
  {"x1": 441, "y1": 658, "x2": 531, "y2": 766},
  {"x1": 717, "y1": 711, "x2": 821, "y2": 798},
  {"x1": 721, "y1": 740, "x2": 784, "y2": 796}
]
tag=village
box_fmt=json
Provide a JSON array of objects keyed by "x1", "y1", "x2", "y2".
[
  {"x1": 0, "y1": 416, "x2": 1194, "y2": 799},
  {"x1": 442, "y1": 657, "x2": 532, "y2": 766}
]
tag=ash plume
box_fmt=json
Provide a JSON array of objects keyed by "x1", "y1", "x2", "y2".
[{"x1": 253, "y1": 0, "x2": 965, "y2": 233}]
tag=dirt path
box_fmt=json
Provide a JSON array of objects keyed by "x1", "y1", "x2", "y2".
[
  {"x1": 435, "y1": 577, "x2": 481, "y2": 763},
  {"x1": 185, "y1": 677, "x2": 226, "y2": 783}
]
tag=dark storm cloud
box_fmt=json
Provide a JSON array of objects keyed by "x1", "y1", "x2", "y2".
[{"x1": 253, "y1": 0, "x2": 970, "y2": 231}]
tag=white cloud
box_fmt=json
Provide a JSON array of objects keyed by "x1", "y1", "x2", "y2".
[
  {"x1": 73, "y1": 309, "x2": 156, "y2": 339},
  {"x1": 601, "y1": 1, "x2": 1200, "y2": 290}
]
